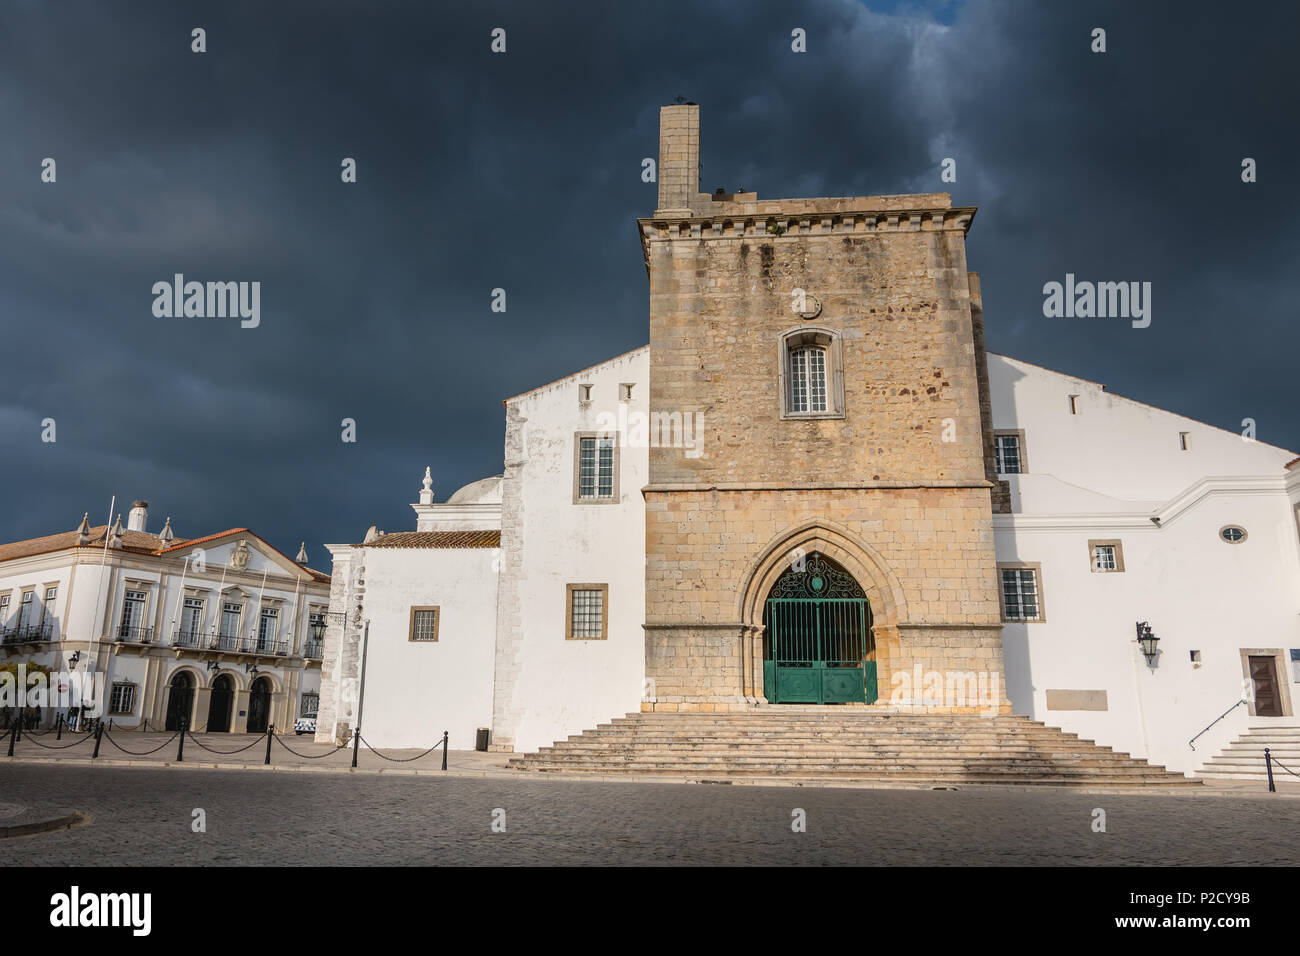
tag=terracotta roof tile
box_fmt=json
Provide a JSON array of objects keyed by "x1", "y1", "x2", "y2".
[
  {"x1": 0, "y1": 525, "x2": 331, "y2": 583},
  {"x1": 362, "y1": 531, "x2": 501, "y2": 549},
  {"x1": 0, "y1": 526, "x2": 190, "y2": 563}
]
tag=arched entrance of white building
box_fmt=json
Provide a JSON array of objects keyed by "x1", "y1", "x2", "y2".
[
  {"x1": 762, "y1": 552, "x2": 877, "y2": 704},
  {"x1": 208, "y1": 675, "x2": 234, "y2": 733},
  {"x1": 246, "y1": 677, "x2": 272, "y2": 733},
  {"x1": 164, "y1": 672, "x2": 194, "y2": 732}
]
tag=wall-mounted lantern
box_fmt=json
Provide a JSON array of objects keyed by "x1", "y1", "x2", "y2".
[{"x1": 1136, "y1": 621, "x2": 1160, "y2": 666}]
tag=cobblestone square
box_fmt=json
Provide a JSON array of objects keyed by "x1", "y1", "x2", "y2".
[{"x1": 3, "y1": 764, "x2": 1298, "y2": 866}]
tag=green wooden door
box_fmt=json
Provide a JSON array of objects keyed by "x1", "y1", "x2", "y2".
[{"x1": 761, "y1": 554, "x2": 877, "y2": 704}]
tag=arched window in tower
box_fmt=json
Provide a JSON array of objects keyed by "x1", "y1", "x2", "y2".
[{"x1": 779, "y1": 327, "x2": 845, "y2": 419}]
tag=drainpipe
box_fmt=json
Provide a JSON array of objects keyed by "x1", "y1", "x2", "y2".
[{"x1": 1129, "y1": 639, "x2": 1152, "y2": 760}]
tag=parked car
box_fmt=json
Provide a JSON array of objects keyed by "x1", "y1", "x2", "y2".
[{"x1": 294, "y1": 712, "x2": 317, "y2": 735}]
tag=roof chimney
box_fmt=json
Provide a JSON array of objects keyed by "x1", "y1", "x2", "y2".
[
  {"x1": 127, "y1": 500, "x2": 149, "y2": 533},
  {"x1": 656, "y1": 102, "x2": 701, "y2": 216}
]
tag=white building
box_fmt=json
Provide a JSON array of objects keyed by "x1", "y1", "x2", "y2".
[
  {"x1": 0, "y1": 501, "x2": 330, "y2": 734},
  {"x1": 988, "y1": 354, "x2": 1300, "y2": 772},
  {"x1": 316, "y1": 346, "x2": 1300, "y2": 775}
]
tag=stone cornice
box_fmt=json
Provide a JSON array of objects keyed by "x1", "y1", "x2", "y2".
[{"x1": 637, "y1": 206, "x2": 976, "y2": 269}]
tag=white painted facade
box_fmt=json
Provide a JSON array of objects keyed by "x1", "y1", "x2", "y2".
[
  {"x1": 491, "y1": 347, "x2": 649, "y2": 753},
  {"x1": 989, "y1": 353, "x2": 1300, "y2": 773},
  {"x1": 318, "y1": 347, "x2": 1300, "y2": 775},
  {"x1": 0, "y1": 505, "x2": 329, "y2": 734}
]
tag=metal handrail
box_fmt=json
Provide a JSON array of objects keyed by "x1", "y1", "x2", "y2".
[
  {"x1": 172, "y1": 629, "x2": 204, "y2": 648},
  {"x1": 115, "y1": 625, "x2": 154, "y2": 644},
  {"x1": 1189, "y1": 697, "x2": 1247, "y2": 750}
]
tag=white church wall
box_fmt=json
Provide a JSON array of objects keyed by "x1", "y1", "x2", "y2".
[
  {"x1": 989, "y1": 354, "x2": 1291, "y2": 504},
  {"x1": 499, "y1": 348, "x2": 649, "y2": 753},
  {"x1": 990, "y1": 354, "x2": 1300, "y2": 774},
  {"x1": 353, "y1": 546, "x2": 497, "y2": 751}
]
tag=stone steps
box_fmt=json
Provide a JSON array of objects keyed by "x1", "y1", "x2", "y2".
[
  {"x1": 510, "y1": 711, "x2": 1198, "y2": 787},
  {"x1": 1200, "y1": 726, "x2": 1300, "y2": 780}
]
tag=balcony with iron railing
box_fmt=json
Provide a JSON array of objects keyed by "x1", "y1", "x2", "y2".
[
  {"x1": 171, "y1": 629, "x2": 206, "y2": 649},
  {"x1": 241, "y1": 636, "x2": 289, "y2": 657},
  {"x1": 1, "y1": 622, "x2": 54, "y2": 645},
  {"x1": 209, "y1": 633, "x2": 242, "y2": 653},
  {"x1": 200, "y1": 631, "x2": 288, "y2": 658},
  {"x1": 303, "y1": 639, "x2": 324, "y2": 660},
  {"x1": 115, "y1": 624, "x2": 155, "y2": 645}
]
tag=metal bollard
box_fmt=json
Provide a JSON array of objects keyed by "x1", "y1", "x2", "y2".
[
  {"x1": 352, "y1": 727, "x2": 360, "y2": 768},
  {"x1": 6, "y1": 721, "x2": 15, "y2": 758},
  {"x1": 55, "y1": 714, "x2": 63, "y2": 740},
  {"x1": 265, "y1": 725, "x2": 274, "y2": 765},
  {"x1": 442, "y1": 730, "x2": 448, "y2": 771},
  {"x1": 1266, "y1": 747, "x2": 1276, "y2": 793},
  {"x1": 176, "y1": 718, "x2": 186, "y2": 763},
  {"x1": 92, "y1": 721, "x2": 103, "y2": 759}
]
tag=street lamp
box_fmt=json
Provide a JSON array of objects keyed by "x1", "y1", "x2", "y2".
[{"x1": 1136, "y1": 621, "x2": 1160, "y2": 666}]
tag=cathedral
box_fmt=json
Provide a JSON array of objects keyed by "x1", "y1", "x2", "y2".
[{"x1": 314, "y1": 104, "x2": 1300, "y2": 779}]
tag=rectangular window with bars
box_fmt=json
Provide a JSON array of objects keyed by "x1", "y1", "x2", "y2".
[
  {"x1": 789, "y1": 346, "x2": 828, "y2": 414},
  {"x1": 300, "y1": 693, "x2": 319, "y2": 717},
  {"x1": 1000, "y1": 567, "x2": 1042, "y2": 621},
  {"x1": 109, "y1": 682, "x2": 137, "y2": 715},
  {"x1": 575, "y1": 434, "x2": 616, "y2": 501},
  {"x1": 994, "y1": 433, "x2": 1023, "y2": 474},
  {"x1": 566, "y1": 584, "x2": 608, "y2": 640},
  {"x1": 1088, "y1": 540, "x2": 1124, "y2": 573},
  {"x1": 409, "y1": 607, "x2": 439, "y2": 642}
]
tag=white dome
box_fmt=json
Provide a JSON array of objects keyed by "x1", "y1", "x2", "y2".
[{"x1": 446, "y1": 475, "x2": 503, "y2": 505}]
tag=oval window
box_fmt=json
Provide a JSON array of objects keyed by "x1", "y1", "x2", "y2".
[{"x1": 1219, "y1": 526, "x2": 1247, "y2": 544}]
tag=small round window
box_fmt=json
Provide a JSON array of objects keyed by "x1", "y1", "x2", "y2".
[{"x1": 1219, "y1": 526, "x2": 1247, "y2": 544}]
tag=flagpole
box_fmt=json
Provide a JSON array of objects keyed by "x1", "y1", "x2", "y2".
[
  {"x1": 251, "y1": 568, "x2": 269, "y2": 651},
  {"x1": 86, "y1": 496, "x2": 115, "y2": 663}
]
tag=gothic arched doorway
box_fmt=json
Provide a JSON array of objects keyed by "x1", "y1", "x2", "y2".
[
  {"x1": 164, "y1": 672, "x2": 194, "y2": 731},
  {"x1": 762, "y1": 552, "x2": 877, "y2": 704},
  {"x1": 246, "y1": 677, "x2": 272, "y2": 733},
  {"x1": 208, "y1": 675, "x2": 234, "y2": 733}
]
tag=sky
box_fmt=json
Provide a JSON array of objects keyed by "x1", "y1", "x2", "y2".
[{"x1": 1, "y1": 0, "x2": 1296, "y2": 562}]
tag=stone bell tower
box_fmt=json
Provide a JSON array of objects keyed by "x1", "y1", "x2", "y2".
[{"x1": 639, "y1": 102, "x2": 1009, "y2": 713}]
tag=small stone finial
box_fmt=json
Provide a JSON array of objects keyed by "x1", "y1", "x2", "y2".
[
  {"x1": 75, "y1": 513, "x2": 91, "y2": 546},
  {"x1": 109, "y1": 514, "x2": 125, "y2": 549},
  {"x1": 158, "y1": 516, "x2": 175, "y2": 546},
  {"x1": 295, "y1": 541, "x2": 308, "y2": 564},
  {"x1": 419, "y1": 466, "x2": 434, "y2": 505}
]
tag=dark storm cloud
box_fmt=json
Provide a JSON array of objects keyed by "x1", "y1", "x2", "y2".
[{"x1": 0, "y1": 0, "x2": 1296, "y2": 557}]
